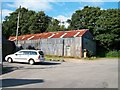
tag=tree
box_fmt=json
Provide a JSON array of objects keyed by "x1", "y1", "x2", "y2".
[
  {"x1": 94, "y1": 9, "x2": 120, "y2": 50},
  {"x1": 2, "y1": 8, "x2": 51, "y2": 38},
  {"x1": 47, "y1": 18, "x2": 61, "y2": 32},
  {"x1": 47, "y1": 18, "x2": 67, "y2": 32},
  {"x1": 20, "y1": 9, "x2": 36, "y2": 34},
  {"x1": 28, "y1": 11, "x2": 51, "y2": 33},
  {"x1": 2, "y1": 11, "x2": 18, "y2": 38},
  {"x1": 70, "y1": 6, "x2": 101, "y2": 34},
  {"x1": 69, "y1": 6, "x2": 120, "y2": 51},
  {"x1": 2, "y1": 7, "x2": 36, "y2": 38}
]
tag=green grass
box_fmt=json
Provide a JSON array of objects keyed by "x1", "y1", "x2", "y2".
[
  {"x1": 45, "y1": 55, "x2": 101, "y2": 61},
  {"x1": 45, "y1": 54, "x2": 104, "y2": 61},
  {"x1": 45, "y1": 55, "x2": 81, "y2": 61},
  {"x1": 45, "y1": 55, "x2": 62, "y2": 61},
  {"x1": 45, "y1": 51, "x2": 120, "y2": 61}
]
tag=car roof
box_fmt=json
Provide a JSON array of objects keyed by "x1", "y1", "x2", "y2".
[{"x1": 19, "y1": 49, "x2": 41, "y2": 52}]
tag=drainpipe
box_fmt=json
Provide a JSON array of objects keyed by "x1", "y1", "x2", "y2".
[{"x1": 62, "y1": 39, "x2": 64, "y2": 56}]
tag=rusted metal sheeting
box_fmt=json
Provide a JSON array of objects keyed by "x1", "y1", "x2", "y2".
[{"x1": 9, "y1": 29, "x2": 88, "y2": 41}]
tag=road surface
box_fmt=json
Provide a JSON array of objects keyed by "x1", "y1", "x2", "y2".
[{"x1": 1, "y1": 58, "x2": 118, "y2": 88}]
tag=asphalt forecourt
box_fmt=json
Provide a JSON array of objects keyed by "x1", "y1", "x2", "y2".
[{"x1": 1, "y1": 58, "x2": 118, "y2": 88}]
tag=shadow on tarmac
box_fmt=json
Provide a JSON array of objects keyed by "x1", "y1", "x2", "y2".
[
  {"x1": 6, "y1": 61, "x2": 61, "y2": 66},
  {"x1": 1, "y1": 78, "x2": 44, "y2": 87},
  {"x1": 35, "y1": 61, "x2": 61, "y2": 65},
  {"x1": 2, "y1": 61, "x2": 61, "y2": 74},
  {"x1": 2, "y1": 66, "x2": 19, "y2": 75}
]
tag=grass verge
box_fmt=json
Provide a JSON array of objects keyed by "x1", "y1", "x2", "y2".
[
  {"x1": 45, "y1": 54, "x2": 119, "y2": 61},
  {"x1": 45, "y1": 55, "x2": 82, "y2": 61},
  {"x1": 45, "y1": 55, "x2": 101, "y2": 61}
]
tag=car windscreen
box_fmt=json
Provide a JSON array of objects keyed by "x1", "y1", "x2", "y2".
[{"x1": 39, "y1": 51, "x2": 44, "y2": 55}]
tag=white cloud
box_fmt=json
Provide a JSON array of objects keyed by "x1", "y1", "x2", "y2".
[
  {"x1": 100, "y1": 8, "x2": 106, "y2": 10},
  {"x1": 54, "y1": 15, "x2": 71, "y2": 28},
  {"x1": 79, "y1": 7, "x2": 84, "y2": 10},
  {"x1": 6, "y1": 0, "x2": 53, "y2": 11},
  {"x1": 1, "y1": 9, "x2": 13, "y2": 20},
  {"x1": 54, "y1": 15, "x2": 70, "y2": 21}
]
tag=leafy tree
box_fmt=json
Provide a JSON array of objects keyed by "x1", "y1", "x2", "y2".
[
  {"x1": 69, "y1": 6, "x2": 120, "y2": 51},
  {"x1": 47, "y1": 18, "x2": 61, "y2": 32},
  {"x1": 2, "y1": 11, "x2": 18, "y2": 38},
  {"x1": 20, "y1": 9, "x2": 36, "y2": 34},
  {"x1": 2, "y1": 8, "x2": 51, "y2": 38},
  {"x1": 66, "y1": 19, "x2": 71, "y2": 30},
  {"x1": 28, "y1": 11, "x2": 51, "y2": 33},
  {"x1": 2, "y1": 7, "x2": 36, "y2": 38},
  {"x1": 47, "y1": 18, "x2": 67, "y2": 32},
  {"x1": 94, "y1": 9, "x2": 120, "y2": 50},
  {"x1": 59, "y1": 25, "x2": 66, "y2": 31},
  {"x1": 70, "y1": 6, "x2": 101, "y2": 34}
]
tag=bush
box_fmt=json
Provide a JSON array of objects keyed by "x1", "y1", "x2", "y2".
[{"x1": 106, "y1": 50, "x2": 120, "y2": 57}]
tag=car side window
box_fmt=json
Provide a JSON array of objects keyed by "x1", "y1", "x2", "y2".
[
  {"x1": 16, "y1": 51, "x2": 37, "y2": 55},
  {"x1": 23, "y1": 51, "x2": 30, "y2": 55},
  {"x1": 17, "y1": 51, "x2": 24, "y2": 55},
  {"x1": 30, "y1": 51, "x2": 37, "y2": 55}
]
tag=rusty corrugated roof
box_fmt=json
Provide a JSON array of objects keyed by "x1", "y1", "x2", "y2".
[{"x1": 9, "y1": 29, "x2": 88, "y2": 41}]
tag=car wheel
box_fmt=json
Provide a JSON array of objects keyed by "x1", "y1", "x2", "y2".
[
  {"x1": 29, "y1": 59, "x2": 34, "y2": 65},
  {"x1": 7, "y1": 57, "x2": 13, "y2": 63}
]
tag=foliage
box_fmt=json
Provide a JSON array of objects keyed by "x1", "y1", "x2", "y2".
[
  {"x1": 2, "y1": 7, "x2": 36, "y2": 38},
  {"x1": 94, "y1": 9, "x2": 120, "y2": 50},
  {"x1": 2, "y1": 7, "x2": 62, "y2": 38},
  {"x1": 69, "y1": 6, "x2": 120, "y2": 51},
  {"x1": 28, "y1": 11, "x2": 51, "y2": 33},
  {"x1": 69, "y1": 6, "x2": 101, "y2": 33},
  {"x1": 95, "y1": 44, "x2": 107, "y2": 57},
  {"x1": 2, "y1": 6, "x2": 120, "y2": 52},
  {"x1": 47, "y1": 18, "x2": 60, "y2": 32},
  {"x1": 106, "y1": 50, "x2": 120, "y2": 57}
]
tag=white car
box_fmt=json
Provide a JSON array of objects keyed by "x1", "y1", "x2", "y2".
[{"x1": 5, "y1": 50, "x2": 45, "y2": 65}]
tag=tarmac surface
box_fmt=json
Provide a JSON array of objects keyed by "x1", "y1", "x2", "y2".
[{"x1": 1, "y1": 58, "x2": 118, "y2": 88}]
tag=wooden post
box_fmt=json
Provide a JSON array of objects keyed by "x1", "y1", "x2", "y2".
[{"x1": 16, "y1": 6, "x2": 21, "y2": 45}]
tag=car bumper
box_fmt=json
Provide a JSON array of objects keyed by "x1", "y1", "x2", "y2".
[{"x1": 35, "y1": 59, "x2": 45, "y2": 62}]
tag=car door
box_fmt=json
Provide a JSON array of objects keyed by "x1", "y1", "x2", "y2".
[
  {"x1": 14, "y1": 51, "x2": 24, "y2": 62},
  {"x1": 19, "y1": 51, "x2": 30, "y2": 62},
  {"x1": 29, "y1": 51, "x2": 37, "y2": 60}
]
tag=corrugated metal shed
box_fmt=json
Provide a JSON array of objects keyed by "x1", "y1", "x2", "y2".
[
  {"x1": 8, "y1": 29, "x2": 96, "y2": 58},
  {"x1": 9, "y1": 29, "x2": 88, "y2": 41}
]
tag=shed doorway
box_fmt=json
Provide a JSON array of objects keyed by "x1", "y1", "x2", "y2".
[{"x1": 66, "y1": 45, "x2": 71, "y2": 56}]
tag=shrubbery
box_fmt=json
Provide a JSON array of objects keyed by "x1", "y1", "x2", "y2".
[{"x1": 105, "y1": 50, "x2": 120, "y2": 57}]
